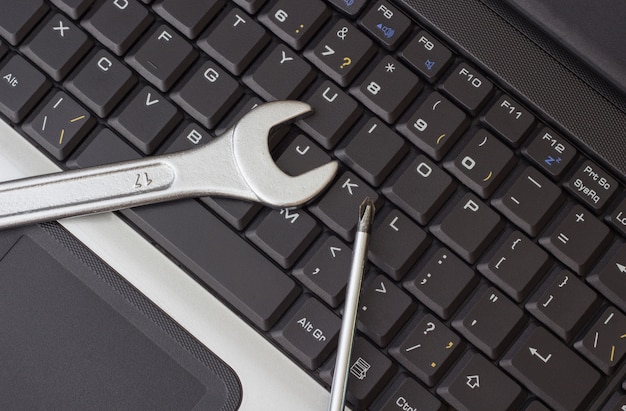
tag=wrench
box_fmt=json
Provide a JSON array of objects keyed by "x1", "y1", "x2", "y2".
[{"x1": 0, "y1": 101, "x2": 339, "y2": 229}]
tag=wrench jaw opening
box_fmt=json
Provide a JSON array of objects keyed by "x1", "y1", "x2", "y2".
[{"x1": 232, "y1": 101, "x2": 339, "y2": 208}]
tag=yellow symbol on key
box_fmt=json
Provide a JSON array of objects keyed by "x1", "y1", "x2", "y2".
[
  {"x1": 445, "y1": 341, "x2": 454, "y2": 349},
  {"x1": 430, "y1": 362, "x2": 437, "y2": 368}
]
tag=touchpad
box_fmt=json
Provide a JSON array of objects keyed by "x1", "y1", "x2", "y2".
[{"x1": 0, "y1": 233, "x2": 240, "y2": 409}]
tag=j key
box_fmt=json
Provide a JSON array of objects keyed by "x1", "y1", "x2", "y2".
[
  {"x1": 67, "y1": 127, "x2": 140, "y2": 168},
  {"x1": 368, "y1": 206, "x2": 430, "y2": 280},
  {"x1": 259, "y1": 0, "x2": 331, "y2": 50},
  {"x1": 438, "y1": 352, "x2": 524, "y2": 411},
  {"x1": 527, "y1": 270, "x2": 598, "y2": 341},
  {"x1": 390, "y1": 314, "x2": 463, "y2": 387},
  {"x1": 310, "y1": 171, "x2": 381, "y2": 242},
  {"x1": 246, "y1": 207, "x2": 321, "y2": 269},
  {"x1": 399, "y1": 92, "x2": 469, "y2": 161},
  {"x1": 453, "y1": 287, "x2": 526, "y2": 359},
  {"x1": 575, "y1": 308, "x2": 626, "y2": 374},
  {"x1": 540, "y1": 205, "x2": 612, "y2": 274},
  {"x1": 608, "y1": 196, "x2": 626, "y2": 236},
  {"x1": 66, "y1": 49, "x2": 137, "y2": 118},
  {"x1": 523, "y1": 127, "x2": 576, "y2": 179},
  {"x1": 297, "y1": 80, "x2": 361, "y2": 149},
  {"x1": 404, "y1": 247, "x2": 478, "y2": 320},
  {"x1": 565, "y1": 160, "x2": 618, "y2": 212},
  {"x1": 23, "y1": 91, "x2": 96, "y2": 161},
  {"x1": 500, "y1": 325, "x2": 602, "y2": 411},
  {"x1": 0, "y1": 0, "x2": 48, "y2": 45},
  {"x1": 198, "y1": 8, "x2": 269, "y2": 76},
  {"x1": 588, "y1": 242, "x2": 626, "y2": 312},
  {"x1": 126, "y1": 24, "x2": 197, "y2": 92},
  {"x1": 371, "y1": 375, "x2": 445, "y2": 411},
  {"x1": 492, "y1": 166, "x2": 564, "y2": 236},
  {"x1": 244, "y1": 43, "x2": 315, "y2": 101},
  {"x1": 275, "y1": 133, "x2": 332, "y2": 177},
  {"x1": 320, "y1": 337, "x2": 397, "y2": 410},
  {"x1": 152, "y1": 0, "x2": 223, "y2": 39},
  {"x1": 382, "y1": 154, "x2": 456, "y2": 225},
  {"x1": 336, "y1": 118, "x2": 408, "y2": 187},
  {"x1": 21, "y1": 14, "x2": 92, "y2": 82},
  {"x1": 109, "y1": 86, "x2": 182, "y2": 154},
  {"x1": 445, "y1": 129, "x2": 516, "y2": 198},
  {"x1": 232, "y1": 0, "x2": 267, "y2": 14},
  {"x1": 305, "y1": 19, "x2": 376, "y2": 87},
  {"x1": 125, "y1": 199, "x2": 300, "y2": 331},
  {"x1": 0, "y1": 54, "x2": 50, "y2": 123},
  {"x1": 351, "y1": 55, "x2": 421, "y2": 123},
  {"x1": 359, "y1": 1, "x2": 411, "y2": 50},
  {"x1": 326, "y1": 0, "x2": 368, "y2": 17},
  {"x1": 50, "y1": 0, "x2": 95, "y2": 19},
  {"x1": 272, "y1": 297, "x2": 341, "y2": 370},
  {"x1": 442, "y1": 63, "x2": 493, "y2": 114},
  {"x1": 483, "y1": 94, "x2": 534, "y2": 146},
  {"x1": 171, "y1": 60, "x2": 243, "y2": 128},
  {"x1": 399, "y1": 31, "x2": 452, "y2": 81},
  {"x1": 431, "y1": 193, "x2": 503, "y2": 263},
  {"x1": 82, "y1": 0, "x2": 153, "y2": 56},
  {"x1": 292, "y1": 235, "x2": 352, "y2": 307},
  {"x1": 478, "y1": 231, "x2": 551, "y2": 302}
]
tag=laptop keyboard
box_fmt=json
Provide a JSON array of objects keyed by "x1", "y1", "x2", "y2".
[{"x1": 1, "y1": 0, "x2": 625, "y2": 409}]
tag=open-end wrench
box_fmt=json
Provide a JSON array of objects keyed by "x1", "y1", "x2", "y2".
[{"x1": 0, "y1": 101, "x2": 339, "y2": 229}]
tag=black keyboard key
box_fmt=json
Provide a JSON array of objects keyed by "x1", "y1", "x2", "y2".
[
  {"x1": 50, "y1": 0, "x2": 95, "y2": 19},
  {"x1": 23, "y1": 90, "x2": 96, "y2": 160},
  {"x1": 21, "y1": 14, "x2": 92, "y2": 82},
  {"x1": 399, "y1": 30, "x2": 452, "y2": 81},
  {"x1": 327, "y1": 0, "x2": 368, "y2": 17},
  {"x1": 359, "y1": 1, "x2": 411, "y2": 50},
  {"x1": 293, "y1": 234, "x2": 352, "y2": 307},
  {"x1": 244, "y1": 43, "x2": 315, "y2": 100},
  {"x1": 565, "y1": 160, "x2": 619, "y2": 212},
  {"x1": 431, "y1": 193, "x2": 503, "y2": 263},
  {"x1": 588, "y1": 242, "x2": 626, "y2": 312},
  {"x1": 368, "y1": 206, "x2": 429, "y2": 280},
  {"x1": 272, "y1": 297, "x2": 341, "y2": 370},
  {"x1": 500, "y1": 325, "x2": 602, "y2": 411},
  {"x1": 442, "y1": 63, "x2": 493, "y2": 114},
  {"x1": 336, "y1": 118, "x2": 408, "y2": 187},
  {"x1": 125, "y1": 199, "x2": 300, "y2": 331},
  {"x1": 399, "y1": 92, "x2": 469, "y2": 161},
  {"x1": 523, "y1": 127, "x2": 577, "y2": 180},
  {"x1": 371, "y1": 375, "x2": 445, "y2": 411},
  {"x1": 259, "y1": 0, "x2": 331, "y2": 50},
  {"x1": 478, "y1": 231, "x2": 551, "y2": 302},
  {"x1": 298, "y1": 80, "x2": 362, "y2": 150},
  {"x1": 109, "y1": 86, "x2": 182, "y2": 154},
  {"x1": 82, "y1": 0, "x2": 153, "y2": 56},
  {"x1": 608, "y1": 196, "x2": 626, "y2": 236},
  {"x1": 232, "y1": 0, "x2": 267, "y2": 14},
  {"x1": 171, "y1": 60, "x2": 243, "y2": 128},
  {"x1": 404, "y1": 247, "x2": 478, "y2": 319},
  {"x1": 0, "y1": 54, "x2": 50, "y2": 122},
  {"x1": 527, "y1": 270, "x2": 598, "y2": 341},
  {"x1": 67, "y1": 127, "x2": 140, "y2": 168},
  {"x1": 390, "y1": 314, "x2": 463, "y2": 386},
  {"x1": 351, "y1": 55, "x2": 421, "y2": 123},
  {"x1": 357, "y1": 273, "x2": 416, "y2": 347},
  {"x1": 438, "y1": 352, "x2": 524, "y2": 411},
  {"x1": 305, "y1": 19, "x2": 376, "y2": 87},
  {"x1": 540, "y1": 205, "x2": 612, "y2": 274},
  {"x1": 276, "y1": 133, "x2": 332, "y2": 176},
  {"x1": 445, "y1": 129, "x2": 516, "y2": 199},
  {"x1": 152, "y1": 0, "x2": 223, "y2": 39},
  {"x1": 126, "y1": 24, "x2": 197, "y2": 92},
  {"x1": 0, "y1": 0, "x2": 48, "y2": 46},
  {"x1": 202, "y1": 197, "x2": 261, "y2": 231},
  {"x1": 453, "y1": 287, "x2": 525, "y2": 359},
  {"x1": 483, "y1": 94, "x2": 534, "y2": 146},
  {"x1": 246, "y1": 207, "x2": 321, "y2": 269},
  {"x1": 198, "y1": 8, "x2": 269, "y2": 76},
  {"x1": 492, "y1": 166, "x2": 564, "y2": 236},
  {"x1": 575, "y1": 308, "x2": 626, "y2": 374}
]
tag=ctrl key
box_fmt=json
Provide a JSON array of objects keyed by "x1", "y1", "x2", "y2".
[{"x1": 370, "y1": 375, "x2": 444, "y2": 411}]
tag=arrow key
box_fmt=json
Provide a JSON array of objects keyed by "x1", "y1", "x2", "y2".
[{"x1": 588, "y1": 242, "x2": 626, "y2": 313}]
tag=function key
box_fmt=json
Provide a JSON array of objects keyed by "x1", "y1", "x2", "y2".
[
  {"x1": 0, "y1": 54, "x2": 51, "y2": 123},
  {"x1": 523, "y1": 127, "x2": 577, "y2": 180},
  {"x1": 565, "y1": 160, "x2": 618, "y2": 212},
  {"x1": 0, "y1": 0, "x2": 48, "y2": 46},
  {"x1": 399, "y1": 30, "x2": 452, "y2": 81},
  {"x1": 441, "y1": 62, "x2": 494, "y2": 114},
  {"x1": 483, "y1": 94, "x2": 535, "y2": 146},
  {"x1": 327, "y1": 0, "x2": 368, "y2": 17},
  {"x1": 608, "y1": 195, "x2": 626, "y2": 236},
  {"x1": 259, "y1": 0, "x2": 331, "y2": 50},
  {"x1": 51, "y1": 0, "x2": 96, "y2": 19},
  {"x1": 359, "y1": 1, "x2": 411, "y2": 50},
  {"x1": 152, "y1": 0, "x2": 223, "y2": 39}
]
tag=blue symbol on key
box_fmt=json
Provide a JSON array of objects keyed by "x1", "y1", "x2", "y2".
[
  {"x1": 425, "y1": 59, "x2": 436, "y2": 71},
  {"x1": 376, "y1": 23, "x2": 395, "y2": 39},
  {"x1": 344, "y1": 0, "x2": 354, "y2": 6},
  {"x1": 544, "y1": 155, "x2": 562, "y2": 166}
]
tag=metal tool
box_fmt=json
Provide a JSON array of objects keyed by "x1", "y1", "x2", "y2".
[
  {"x1": 328, "y1": 198, "x2": 375, "y2": 411},
  {"x1": 0, "y1": 101, "x2": 338, "y2": 229}
]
